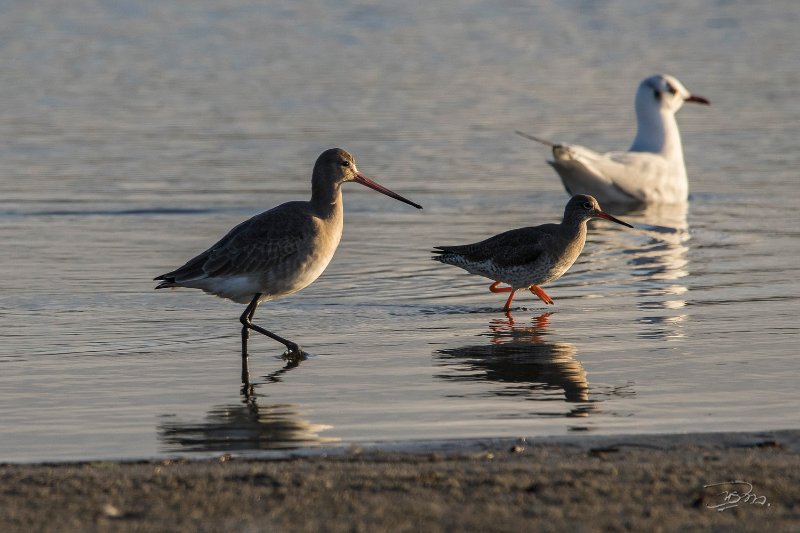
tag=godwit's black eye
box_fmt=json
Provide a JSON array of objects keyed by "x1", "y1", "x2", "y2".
[{"x1": 582, "y1": 202, "x2": 593, "y2": 210}]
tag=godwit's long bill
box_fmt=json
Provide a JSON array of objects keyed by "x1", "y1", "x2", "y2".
[
  {"x1": 155, "y1": 148, "x2": 422, "y2": 357},
  {"x1": 517, "y1": 74, "x2": 709, "y2": 205},
  {"x1": 432, "y1": 195, "x2": 632, "y2": 311}
]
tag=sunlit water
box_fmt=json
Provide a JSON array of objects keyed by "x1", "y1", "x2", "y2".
[{"x1": 1, "y1": 0, "x2": 798, "y2": 462}]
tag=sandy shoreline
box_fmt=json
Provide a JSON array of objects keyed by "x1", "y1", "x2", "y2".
[{"x1": 2, "y1": 430, "x2": 798, "y2": 532}]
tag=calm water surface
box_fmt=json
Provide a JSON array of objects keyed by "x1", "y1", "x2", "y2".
[{"x1": 1, "y1": 0, "x2": 798, "y2": 462}]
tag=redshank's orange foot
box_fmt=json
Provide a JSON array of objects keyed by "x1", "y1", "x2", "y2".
[
  {"x1": 530, "y1": 285, "x2": 555, "y2": 305},
  {"x1": 489, "y1": 281, "x2": 513, "y2": 293}
]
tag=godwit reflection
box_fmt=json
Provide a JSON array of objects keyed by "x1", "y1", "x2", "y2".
[
  {"x1": 158, "y1": 357, "x2": 337, "y2": 453},
  {"x1": 434, "y1": 313, "x2": 593, "y2": 417},
  {"x1": 241, "y1": 351, "x2": 306, "y2": 390}
]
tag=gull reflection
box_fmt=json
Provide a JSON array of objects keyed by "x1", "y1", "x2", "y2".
[
  {"x1": 593, "y1": 202, "x2": 690, "y2": 340},
  {"x1": 158, "y1": 357, "x2": 337, "y2": 453},
  {"x1": 434, "y1": 313, "x2": 593, "y2": 417}
]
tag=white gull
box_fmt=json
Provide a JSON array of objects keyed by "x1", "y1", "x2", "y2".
[{"x1": 518, "y1": 74, "x2": 709, "y2": 206}]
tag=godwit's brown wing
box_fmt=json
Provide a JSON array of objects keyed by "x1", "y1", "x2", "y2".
[{"x1": 155, "y1": 202, "x2": 317, "y2": 290}]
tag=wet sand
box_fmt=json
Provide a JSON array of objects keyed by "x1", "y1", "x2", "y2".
[{"x1": 2, "y1": 430, "x2": 798, "y2": 532}]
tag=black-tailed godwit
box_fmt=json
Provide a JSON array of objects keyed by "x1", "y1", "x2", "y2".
[{"x1": 155, "y1": 148, "x2": 422, "y2": 356}]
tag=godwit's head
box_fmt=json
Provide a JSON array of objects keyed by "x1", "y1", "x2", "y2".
[{"x1": 313, "y1": 148, "x2": 422, "y2": 209}]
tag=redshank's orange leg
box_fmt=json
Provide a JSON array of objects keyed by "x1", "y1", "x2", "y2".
[
  {"x1": 489, "y1": 281, "x2": 512, "y2": 293},
  {"x1": 503, "y1": 290, "x2": 517, "y2": 311},
  {"x1": 530, "y1": 285, "x2": 554, "y2": 305}
]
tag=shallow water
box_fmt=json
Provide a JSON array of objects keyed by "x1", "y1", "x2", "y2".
[{"x1": 1, "y1": 0, "x2": 798, "y2": 462}]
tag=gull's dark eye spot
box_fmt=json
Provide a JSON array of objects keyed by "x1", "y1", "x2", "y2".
[
  {"x1": 582, "y1": 202, "x2": 593, "y2": 210},
  {"x1": 666, "y1": 84, "x2": 677, "y2": 94},
  {"x1": 340, "y1": 160, "x2": 351, "y2": 167}
]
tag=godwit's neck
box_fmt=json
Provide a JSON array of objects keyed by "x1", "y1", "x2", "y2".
[
  {"x1": 310, "y1": 179, "x2": 344, "y2": 220},
  {"x1": 630, "y1": 104, "x2": 684, "y2": 162}
]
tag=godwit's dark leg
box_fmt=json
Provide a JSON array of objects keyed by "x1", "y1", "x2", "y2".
[
  {"x1": 239, "y1": 293, "x2": 301, "y2": 355},
  {"x1": 503, "y1": 290, "x2": 518, "y2": 312},
  {"x1": 489, "y1": 281, "x2": 513, "y2": 293},
  {"x1": 240, "y1": 294, "x2": 260, "y2": 356},
  {"x1": 530, "y1": 285, "x2": 555, "y2": 305}
]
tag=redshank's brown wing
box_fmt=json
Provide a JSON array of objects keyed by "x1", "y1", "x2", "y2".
[{"x1": 433, "y1": 225, "x2": 561, "y2": 268}]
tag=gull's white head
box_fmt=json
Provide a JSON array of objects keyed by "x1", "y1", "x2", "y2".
[
  {"x1": 636, "y1": 74, "x2": 710, "y2": 115},
  {"x1": 630, "y1": 74, "x2": 709, "y2": 157}
]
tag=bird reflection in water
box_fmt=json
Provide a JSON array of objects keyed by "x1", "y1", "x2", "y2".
[
  {"x1": 241, "y1": 350, "x2": 306, "y2": 391},
  {"x1": 158, "y1": 354, "x2": 338, "y2": 453},
  {"x1": 592, "y1": 202, "x2": 690, "y2": 340},
  {"x1": 488, "y1": 311, "x2": 553, "y2": 343},
  {"x1": 435, "y1": 312, "x2": 594, "y2": 418}
]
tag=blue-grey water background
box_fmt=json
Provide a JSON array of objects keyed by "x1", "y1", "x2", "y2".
[{"x1": 1, "y1": 0, "x2": 798, "y2": 462}]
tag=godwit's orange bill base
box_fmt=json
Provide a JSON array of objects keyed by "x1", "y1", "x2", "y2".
[
  {"x1": 432, "y1": 194, "x2": 632, "y2": 311},
  {"x1": 155, "y1": 148, "x2": 422, "y2": 358}
]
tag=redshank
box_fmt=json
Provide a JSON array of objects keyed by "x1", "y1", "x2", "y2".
[
  {"x1": 517, "y1": 74, "x2": 709, "y2": 205},
  {"x1": 155, "y1": 148, "x2": 422, "y2": 356},
  {"x1": 432, "y1": 194, "x2": 632, "y2": 311}
]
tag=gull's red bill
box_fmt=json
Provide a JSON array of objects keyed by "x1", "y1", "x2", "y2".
[{"x1": 686, "y1": 94, "x2": 710, "y2": 105}]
